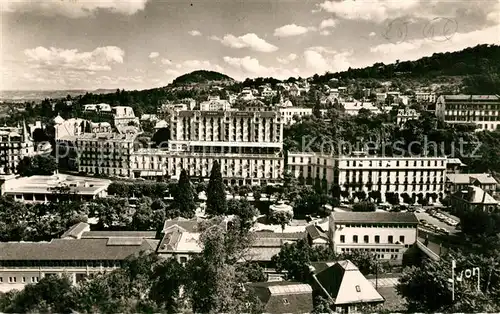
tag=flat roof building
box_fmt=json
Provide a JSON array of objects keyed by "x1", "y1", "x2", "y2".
[{"x1": 1, "y1": 174, "x2": 111, "y2": 203}]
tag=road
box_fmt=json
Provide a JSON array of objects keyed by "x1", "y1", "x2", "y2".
[{"x1": 415, "y1": 212, "x2": 459, "y2": 234}]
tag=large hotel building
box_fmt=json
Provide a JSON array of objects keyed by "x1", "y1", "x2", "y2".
[
  {"x1": 287, "y1": 151, "x2": 447, "y2": 203},
  {"x1": 133, "y1": 109, "x2": 284, "y2": 186},
  {"x1": 435, "y1": 94, "x2": 500, "y2": 131},
  {"x1": 57, "y1": 105, "x2": 284, "y2": 186}
]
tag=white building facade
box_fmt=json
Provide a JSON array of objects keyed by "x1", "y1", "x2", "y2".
[
  {"x1": 287, "y1": 152, "x2": 447, "y2": 203},
  {"x1": 328, "y1": 212, "x2": 418, "y2": 265},
  {"x1": 435, "y1": 95, "x2": 500, "y2": 131}
]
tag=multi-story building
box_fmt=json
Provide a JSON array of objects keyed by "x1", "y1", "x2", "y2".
[
  {"x1": 435, "y1": 95, "x2": 500, "y2": 131},
  {"x1": 396, "y1": 108, "x2": 420, "y2": 126},
  {"x1": 450, "y1": 185, "x2": 499, "y2": 213},
  {"x1": 446, "y1": 173, "x2": 498, "y2": 194},
  {"x1": 73, "y1": 132, "x2": 137, "y2": 177},
  {"x1": 113, "y1": 106, "x2": 139, "y2": 126},
  {"x1": 167, "y1": 109, "x2": 283, "y2": 185},
  {"x1": 279, "y1": 107, "x2": 313, "y2": 125},
  {"x1": 199, "y1": 96, "x2": 231, "y2": 111},
  {"x1": 130, "y1": 108, "x2": 284, "y2": 185},
  {"x1": 415, "y1": 92, "x2": 436, "y2": 103},
  {"x1": 328, "y1": 212, "x2": 418, "y2": 264},
  {"x1": 287, "y1": 151, "x2": 447, "y2": 203},
  {"x1": 0, "y1": 121, "x2": 36, "y2": 175}
]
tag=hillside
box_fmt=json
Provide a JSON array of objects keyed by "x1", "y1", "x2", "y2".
[
  {"x1": 172, "y1": 70, "x2": 235, "y2": 86},
  {"x1": 311, "y1": 44, "x2": 500, "y2": 85}
]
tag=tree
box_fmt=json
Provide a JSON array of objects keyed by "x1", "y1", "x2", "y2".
[
  {"x1": 206, "y1": 161, "x2": 227, "y2": 216},
  {"x1": 173, "y1": 169, "x2": 196, "y2": 218},
  {"x1": 352, "y1": 201, "x2": 376, "y2": 212},
  {"x1": 268, "y1": 210, "x2": 292, "y2": 232},
  {"x1": 227, "y1": 199, "x2": 258, "y2": 232},
  {"x1": 185, "y1": 218, "x2": 259, "y2": 314},
  {"x1": 271, "y1": 239, "x2": 336, "y2": 282},
  {"x1": 16, "y1": 155, "x2": 57, "y2": 176},
  {"x1": 0, "y1": 275, "x2": 75, "y2": 313},
  {"x1": 312, "y1": 296, "x2": 334, "y2": 314},
  {"x1": 397, "y1": 249, "x2": 500, "y2": 313}
]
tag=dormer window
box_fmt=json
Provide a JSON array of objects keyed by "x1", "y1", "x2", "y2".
[
  {"x1": 355, "y1": 285, "x2": 361, "y2": 292},
  {"x1": 282, "y1": 298, "x2": 289, "y2": 305}
]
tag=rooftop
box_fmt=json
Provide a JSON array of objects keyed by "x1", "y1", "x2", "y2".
[
  {"x1": 249, "y1": 281, "x2": 314, "y2": 314},
  {"x1": 2, "y1": 174, "x2": 111, "y2": 195},
  {"x1": 331, "y1": 212, "x2": 419, "y2": 224},
  {"x1": 0, "y1": 238, "x2": 157, "y2": 261},
  {"x1": 447, "y1": 173, "x2": 498, "y2": 185},
  {"x1": 315, "y1": 260, "x2": 385, "y2": 305},
  {"x1": 456, "y1": 185, "x2": 498, "y2": 204},
  {"x1": 81, "y1": 231, "x2": 157, "y2": 239}
]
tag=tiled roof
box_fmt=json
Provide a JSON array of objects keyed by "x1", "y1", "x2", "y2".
[
  {"x1": 253, "y1": 232, "x2": 306, "y2": 239},
  {"x1": 331, "y1": 212, "x2": 418, "y2": 224},
  {"x1": 61, "y1": 222, "x2": 90, "y2": 239},
  {"x1": 248, "y1": 281, "x2": 314, "y2": 314},
  {"x1": 456, "y1": 186, "x2": 498, "y2": 204},
  {"x1": 0, "y1": 238, "x2": 155, "y2": 261},
  {"x1": 315, "y1": 260, "x2": 385, "y2": 306},
  {"x1": 81, "y1": 231, "x2": 157, "y2": 239},
  {"x1": 161, "y1": 217, "x2": 202, "y2": 233},
  {"x1": 447, "y1": 173, "x2": 498, "y2": 185},
  {"x1": 305, "y1": 224, "x2": 328, "y2": 240}
]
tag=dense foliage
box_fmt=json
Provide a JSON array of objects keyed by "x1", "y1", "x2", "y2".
[
  {"x1": 206, "y1": 161, "x2": 228, "y2": 216},
  {"x1": 396, "y1": 236, "x2": 500, "y2": 312},
  {"x1": 172, "y1": 70, "x2": 234, "y2": 85}
]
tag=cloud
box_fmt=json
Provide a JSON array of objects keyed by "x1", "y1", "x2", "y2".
[
  {"x1": 23, "y1": 46, "x2": 125, "y2": 72},
  {"x1": 223, "y1": 56, "x2": 300, "y2": 79},
  {"x1": 369, "y1": 32, "x2": 377, "y2": 37},
  {"x1": 368, "y1": 25, "x2": 500, "y2": 64},
  {"x1": 149, "y1": 52, "x2": 159, "y2": 59},
  {"x1": 2, "y1": 0, "x2": 149, "y2": 18},
  {"x1": 319, "y1": 18, "x2": 337, "y2": 29},
  {"x1": 210, "y1": 33, "x2": 278, "y2": 52},
  {"x1": 276, "y1": 53, "x2": 298, "y2": 65},
  {"x1": 304, "y1": 48, "x2": 352, "y2": 74},
  {"x1": 317, "y1": 0, "x2": 500, "y2": 25},
  {"x1": 274, "y1": 24, "x2": 315, "y2": 37},
  {"x1": 161, "y1": 58, "x2": 173, "y2": 65},
  {"x1": 320, "y1": 30, "x2": 331, "y2": 36},
  {"x1": 188, "y1": 30, "x2": 202, "y2": 36}
]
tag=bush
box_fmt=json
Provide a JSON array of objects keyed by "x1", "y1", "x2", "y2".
[{"x1": 352, "y1": 201, "x2": 376, "y2": 212}]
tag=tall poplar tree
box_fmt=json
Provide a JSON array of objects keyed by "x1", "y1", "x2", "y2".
[
  {"x1": 174, "y1": 169, "x2": 196, "y2": 218},
  {"x1": 206, "y1": 161, "x2": 227, "y2": 216}
]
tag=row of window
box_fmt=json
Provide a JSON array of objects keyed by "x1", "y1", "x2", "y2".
[
  {"x1": 337, "y1": 223, "x2": 414, "y2": 228},
  {"x1": 340, "y1": 247, "x2": 402, "y2": 253},
  {"x1": 0, "y1": 276, "x2": 39, "y2": 283},
  {"x1": 340, "y1": 235, "x2": 405, "y2": 244}
]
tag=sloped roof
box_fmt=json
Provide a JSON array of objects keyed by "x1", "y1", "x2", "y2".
[
  {"x1": 456, "y1": 185, "x2": 498, "y2": 204},
  {"x1": 331, "y1": 212, "x2": 418, "y2": 224},
  {"x1": 61, "y1": 222, "x2": 90, "y2": 239},
  {"x1": 249, "y1": 281, "x2": 314, "y2": 314},
  {"x1": 315, "y1": 260, "x2": 385, "y2": 305},
  {"x1": 81, "y1": 231, "x2": 157, "y2": 239},
  {"x1": 161, "y1": 217, "x2": 202, "y2": 233},
  {"x1": 305, "y1": 224, "x2": 328, "y2": 240},
  {"x1": 0, "y1": 238, "x2": 155, "y2": 261}
]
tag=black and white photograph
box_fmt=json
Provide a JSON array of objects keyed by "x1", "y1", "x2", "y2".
[{"x1": 0, "y1": 0, "x2": 500, "y2": 312}]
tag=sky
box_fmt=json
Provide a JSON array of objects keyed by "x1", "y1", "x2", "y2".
[{"x1": 1, "y1": 0, "x2": 499, "y2": 91}]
